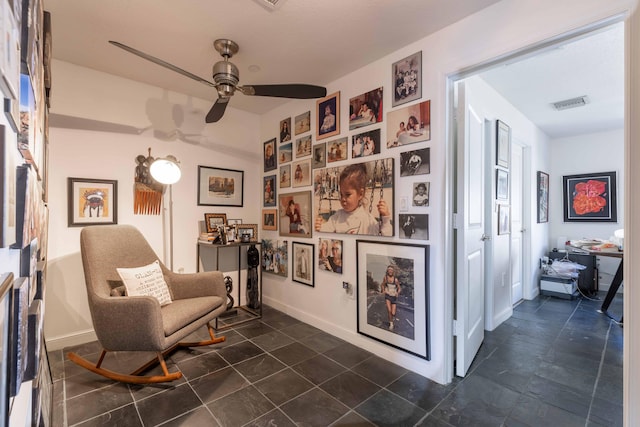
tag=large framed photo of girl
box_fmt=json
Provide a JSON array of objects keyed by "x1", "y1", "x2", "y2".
[
  {"x1": 356, "y1": 240, "x2": 430, "y2": 360},
  {"x1": 314, "y1": 158, "x2": 394, "y2": 236},
  {"x1": 392, "y1": 51, "x2": 422, "y2": 107}
]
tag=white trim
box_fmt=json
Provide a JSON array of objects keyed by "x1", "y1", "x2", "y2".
[{"x1": 45, "y1": 329, "x2": 97, "y2": 352}]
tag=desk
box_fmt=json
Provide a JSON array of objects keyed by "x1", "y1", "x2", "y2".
[{"x1": 594, "y1": 250, "x2": 623, "y2": 324}]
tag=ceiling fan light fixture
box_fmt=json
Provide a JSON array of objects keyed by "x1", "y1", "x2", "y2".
[
  {"x1": 253, "y1": 0, "x2": 286, "y2": 11},
  {"x1": 551, "y1": 95, "x2": 589, "y2": 111}
]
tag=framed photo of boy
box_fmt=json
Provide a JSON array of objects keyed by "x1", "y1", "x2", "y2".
[
  {"x1": 356, "y1": 240, "x2": 430, "y2": 360},
  {"x1": 264, "y1": 138, "x2": 277, "y2": 172},
  {"x1": 316, "y1": 92, "x2": 340, "y2": 140},
  {"x1": 563, "y1": 171, "x2": 617, "y2": 222},
  {"x1": 292, "y1": 242, "x2": 314, "y2": 287},
  {"x1": 392, "y1": 51, "x2": 422, "y2": 107}
]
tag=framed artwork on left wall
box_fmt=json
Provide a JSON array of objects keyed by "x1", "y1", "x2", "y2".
[{"x1": 67, "y1": 178, "x2": 118, "y2": 227}]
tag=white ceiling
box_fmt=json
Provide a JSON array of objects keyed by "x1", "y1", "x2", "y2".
[{"x1": 44, "y1": 0, "x2": 623, "y2": 139}]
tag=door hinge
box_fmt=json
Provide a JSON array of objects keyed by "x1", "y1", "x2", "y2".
[
  {"x1": 452, "y1": 213, "x2": 459, "y2": 229},
  {"x1": 453, "y1": 319, "x2": 458, "y2": 336}
]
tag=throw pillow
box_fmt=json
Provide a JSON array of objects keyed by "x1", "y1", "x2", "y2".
[{"x1": 116, "y1": 260, "x2": 172, "y2": 306}]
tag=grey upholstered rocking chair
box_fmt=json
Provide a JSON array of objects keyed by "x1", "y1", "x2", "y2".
[{"x1": 67, "y1": 224, "x2": 227, "y2": 384}]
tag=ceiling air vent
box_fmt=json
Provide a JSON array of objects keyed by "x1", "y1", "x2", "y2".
[
  {"x1": 552, "y1": 96, "x2": 589, "y2": 111},
  {"x1": 253, "y1": 0, "x2": 286, "y2": 10}
]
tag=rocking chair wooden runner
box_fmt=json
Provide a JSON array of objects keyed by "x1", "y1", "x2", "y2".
[{"x1": 67, "y1": 224, "x2": 228, "y2": 384}]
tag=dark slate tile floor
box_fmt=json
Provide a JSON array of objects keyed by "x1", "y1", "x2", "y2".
[{"x1": 48, "y1": 291, "x2": 623, "y2": 426}]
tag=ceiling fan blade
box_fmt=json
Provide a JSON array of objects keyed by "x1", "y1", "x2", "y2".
[
  {"x1": 109, "y1": 40, "x2": 215, "y2": 87},
  {"x1": 206, "y1": 98, "x2": 230, "y2": 123},
  {"x1": 241, "y1": 84, "x2": 327, "y2": 99}
]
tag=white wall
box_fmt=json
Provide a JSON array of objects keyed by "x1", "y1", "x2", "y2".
[
  {"x1": 42, "y1": 0, "x2": 638, "y2": 393},
  {"x1": 44, "y1": 60, "x2": 262, "y2": 348}
]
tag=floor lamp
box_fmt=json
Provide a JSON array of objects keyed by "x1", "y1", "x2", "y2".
[{"x1": 149, "y1": 155, "x2": 181, "y2": 271}]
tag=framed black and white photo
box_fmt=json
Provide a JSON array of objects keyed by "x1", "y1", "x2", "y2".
[
  {"x1": 400, "y1": 148, "x2": 430, "y2": 176},
  {"x1": 356, "y1": 240, "x2": 430, "y2": 360},
  {"x1": 198, "y1": 166, "x2": 244, "y2": 207},
  {"x1": 412, "y1": 182, "x2": 429, "y2": 207},
  {"x1": 292, "y1": 241, "x2": 314, "y2": 287},
  {"x1": 67, "y1": 178, "x2": 118, "y2": 227},
  {"x1": 399, "y1": 214, "x2": 429, "y2": 240},
  {"x1": 496, "y1": 169, "x2": 509, "y2": 201},
  {"x1": 392, "y1": 51, "x2": 422, "y2": 107},
  {"x1": 496, "y1": 120, "x2": 510, "y2": 169}
]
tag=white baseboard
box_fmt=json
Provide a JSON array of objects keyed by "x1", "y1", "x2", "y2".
[{"x1": 45, "y1": 329, "x2": 97, "y2": 351}]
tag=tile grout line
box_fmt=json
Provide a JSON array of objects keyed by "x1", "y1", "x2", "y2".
[{"x1": 585, "y1": 319, "x2": 613, "y2": 427}]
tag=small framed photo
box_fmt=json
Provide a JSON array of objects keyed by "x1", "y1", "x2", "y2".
[
  {"x1": 264, "y1": 138, "x2": 277, "y2": 172},
  {"x1": 400, "y1": 148, "x2": 430, "y2": 176},
  {"x1": 351, "y1": 128, "x2": 381, "y2": 158},
  {"x1": 280, "y1": 164, "x2": 291, "y2": 188},
  {"x1": 412, "y1": 182, "x2": 429, "y2": 207},
  {"x1": 498, "y1": 204, "x2": 510, "y2": 235},
  {"x1": 387, "y1": 100, "x2": 431, "y2": 148},
  {"x1": 262, "y1": 239, "x2": 288, "y2": 277},
  {"x1": 197, "y1": 166, "x2": 244, "y2": 207},
  {"x1": 292, "y1": 159, "x2": 311, "y2": 188},
  {"x1": 496, "y1": 169, "x2": 509, "y2": 201},
  {"x1": 295, "y1": 135, "x2": 312, "y2": 158},
  {"x1": 237, "y1": 224, "x2": 258, "y2": 242},
  {"x1": 204, "y1": 213, "x2": 227, "y2": 233},
  {"x1": 327, "y1": 137, "x2": 348, "y2": 163},
  {"x1": 399, "y1": 214, "x2": 429, "y2": 240},
  {"x1": 262, "y1": 209, "x2": 277, "y2": 231},
  {"x1": 392, "y1": 51, "x2": 422, "y2": 107},
  {"x1": 279, "y1": 142, "x2": 293, "y2": 164},
  {"x1": 280, "y1": 117, "x2": 292, "y2": 143},
  {"x1": 227, "y1": 219, "x2": 243, "y2": 226},
  {"x1": 356, "y1": 240, "x2": 430, "y2": 360},
  {"x1": 295, "y1": 111, "x2": 311, "y2": 136},
  {"x1": 67, "y1": 178, "x2": 118, "y2": 227},
  {"x1": 264, "y1": 175, "x2": 277, "y2": 207},
  {"x1": 316, "y1": 91, "x2": 340, "y2": 140},
  {"x1": 312, "y1": 142, "x2": 326, "y2": 169},
  {"x1": 279, "y1": 191, "x2": 312, "y2": 238},
  {"x1": 292, "y1": 241, "x2": 314, "y2": 287},
  {"x1": 318, "y1": 238, "x2": 343, "y2": 274},
  {"x1": 349, "y1": 87, "x2": 383, "y2": 130},
  {"x1": 563, "y1": 171, "x2": 617, "y2": 222},
  {"x1": 496, "y1": 120, "x2": 510, "y2": 169},
  {"x1": 537, "y1": 171, "x2": 549, "y2": 223}
]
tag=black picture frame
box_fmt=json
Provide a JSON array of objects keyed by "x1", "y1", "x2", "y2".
[
  {"x1": 292, "y1": 241, "x2": 314, "y2": 287},
  {"x1": 356, "y1": 240, "x2": 430, "y2": 360},
  {"x1": 537, "y1": 171, "x2": 549, "y2": 223},
  {"x1": 197, "y1": 165, "x2": 244, "y2": 207},
  {"x1": 67, "y1": 177, "x2": 118, "y2": 227},
  {"x1": 563, "y1": 171, "x2": 617, "y2": 222}
]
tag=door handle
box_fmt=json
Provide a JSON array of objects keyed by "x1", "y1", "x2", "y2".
[{"x1": 481, "y1": 234, "x2": 491, "y2": 241}]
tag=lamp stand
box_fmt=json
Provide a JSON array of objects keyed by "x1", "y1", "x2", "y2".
[{"x1": 169, "y1": 184, "x2": 175, "y2": 271}]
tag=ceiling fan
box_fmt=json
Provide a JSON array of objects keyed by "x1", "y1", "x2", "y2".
[{"x1": 109, "y1": 39, "x2": 327, "y2": 123}]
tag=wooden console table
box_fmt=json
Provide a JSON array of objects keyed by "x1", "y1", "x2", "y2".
[{"x1": 197, "y1": 241, "x2": 262, "y2": 330}]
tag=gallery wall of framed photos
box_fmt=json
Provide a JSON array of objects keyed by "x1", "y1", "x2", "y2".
[
  {"x1": 0, "y1": 0, "x2": 53, "y2": 425},
  {"x1": 259, "y1": 49, "x2": 434, "y2": 364}
]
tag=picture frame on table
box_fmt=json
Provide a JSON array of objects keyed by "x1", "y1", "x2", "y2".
[
  {"x1": 197, "y1": 165, "x2": 244, "y2": 207},
  {"x1": 392, "y1": 51, "x2": 422, "y2": 107},
  {"x1": 292, "y1": 241, "x2": 314, "y2": 287},
  {"x1": 67, "y1": 177, "x2": 118, "y2": 227},
  {"x1": 496, "y1": 169, "x2": 509, "y2": 201},
  {"x1": 386, "y1": 100, "x2": 430, "y2": 148},
  {"x1": 316, "y1": 91, "x2": 340, "y2": 140},
  {"x1": 294, "y1": 110, "x2": 310, "y2": 136},
  {"x1": 278, "y1": 191, "x2": 312, "y2": 238},
  {"x1": 356, "y1": 240, "x2": 430, "y2": 360},
  {"x1": 537, "y1": 171, "x2": 549, "y2": 223},
  {"x1": 349, "y1": 87, "x2": 383, "y2": 130},
  {"x1": 236, "y1": 224, "x2": 258, "y2": 242},
  {"x1": 496, "y1": 120, "x2": 511, "y2": 169},
  {"x1": 204, "y1": 213, "x2": 227, "y2": 233},
  {"x1": 227, "y1": 218, "x2": 242, "y2": 226},
  {"x1": 498, "y1": 204, "x2": 510, "y2": 235},
  {"x1": 563, "y1": 171, "x2": 617, "y2": 222},
  {"x1": 262, "y1": 209, "x2": 277, "y2": 231}
]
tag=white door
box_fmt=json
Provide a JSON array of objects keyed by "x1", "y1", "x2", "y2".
[
  {"x1": 511, "y1": 143, "x2": 524, "y2": 304},
  {"x1": 455, "y1": 81, "x2": 485, "y2": 377}
]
